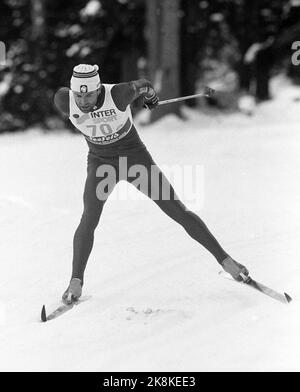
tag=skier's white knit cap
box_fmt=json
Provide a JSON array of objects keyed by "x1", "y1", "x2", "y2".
[{"x1": 70, "y1": 64, "x2": 101, "y2": 93}]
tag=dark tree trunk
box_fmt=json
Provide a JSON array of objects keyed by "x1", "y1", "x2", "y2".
[
  {"x1": 30, "y1": 0, "x2": 48, "y2": 124},
  {"x1": 180, "y1": 0, "x2": 199, "y2": 106},
  {"x1": 146, "y1": 0, "x2": 181, "y2": 122}
]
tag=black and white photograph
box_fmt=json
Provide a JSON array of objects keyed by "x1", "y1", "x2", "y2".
[{"x1": 0, "y1": 0, "x2": 299, "y2": 374}]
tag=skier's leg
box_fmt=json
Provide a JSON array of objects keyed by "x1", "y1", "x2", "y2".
[
  {"x1": 71, "y1": 154, "x2": 117, "y2": 283},
  {"x1": 151, "y1": 176, "x2": 229, "y2": 263},
  {"x1": 126, "y1": 150, "x2": 248, "y2": 277}
]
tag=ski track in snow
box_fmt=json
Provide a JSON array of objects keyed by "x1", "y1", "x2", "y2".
[{"x1": 0, "y1": 77, "x2": 300, "y2": 371}]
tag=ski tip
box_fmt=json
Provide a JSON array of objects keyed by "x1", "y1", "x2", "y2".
[
  {"x1": 41, "y1": 305, "x2": 47, "y2": 322},
  {"x1": 284, "y1": 293, "x2": 292, "y2": 304}
]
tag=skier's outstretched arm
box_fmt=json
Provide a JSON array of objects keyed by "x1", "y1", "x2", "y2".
[{"x1": 112, "y1": 79, "x2": 159, "y2": 111}]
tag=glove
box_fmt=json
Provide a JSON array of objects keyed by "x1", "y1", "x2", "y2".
[
  {"x1": 143, "y1": 91, "x2": 159, "y2": 110},
  {"x1": 62, "y1": 278, "x2": 82, "y2": 304}
]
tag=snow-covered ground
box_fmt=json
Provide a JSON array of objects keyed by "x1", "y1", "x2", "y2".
[{"x1": 0, "y1": 76, "x2": 300, "y2": 372}]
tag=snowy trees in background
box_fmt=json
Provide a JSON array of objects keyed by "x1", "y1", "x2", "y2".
[
  {"x1": 0, "y1": 0, "x2": 299, "y2": 132},
  {"x1": 0, "y1": 0, "x2": 147, "y2": 131}
]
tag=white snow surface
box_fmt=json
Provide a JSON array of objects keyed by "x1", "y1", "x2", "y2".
[{"x1": 0, "y1": 76, "x2": 300, "y2": 372}]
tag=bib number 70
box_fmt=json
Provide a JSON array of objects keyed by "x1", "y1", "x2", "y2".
[{"x1": 86, "y1": 124, "x2": 113, "y2": 137}]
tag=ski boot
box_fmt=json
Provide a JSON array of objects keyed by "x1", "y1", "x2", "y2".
[
  {"x1": 221, "y1": 256, "x2": 250, "y2": 282},
  {"x1": 62, "y1": 278, "x2": 82, "y2": 304}
]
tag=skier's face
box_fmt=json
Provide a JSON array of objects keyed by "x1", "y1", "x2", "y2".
[{"x1": 73, "y1": 88, "x2": 101, "y2": 112}]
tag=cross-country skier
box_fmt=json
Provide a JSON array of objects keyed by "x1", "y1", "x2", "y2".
[{"x1": 54, "y1": 64, "x2": 249, "y2": 304}]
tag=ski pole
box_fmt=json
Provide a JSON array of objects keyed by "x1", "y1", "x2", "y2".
[{"x1": 157, "y1": 86, "x2": 215, "y2": 106}]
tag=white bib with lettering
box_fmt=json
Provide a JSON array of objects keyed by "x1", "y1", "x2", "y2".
[{"x1": 69, "y1": 84, "x2": 133, "y2": 145}]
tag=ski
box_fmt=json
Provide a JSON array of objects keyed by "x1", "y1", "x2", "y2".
[
  {"x1": 219, "y1": 271, "x2": 292, "y2": 304},
  {"x1": 41, "y1": 296, "x2": 90, "y2": 322}
]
